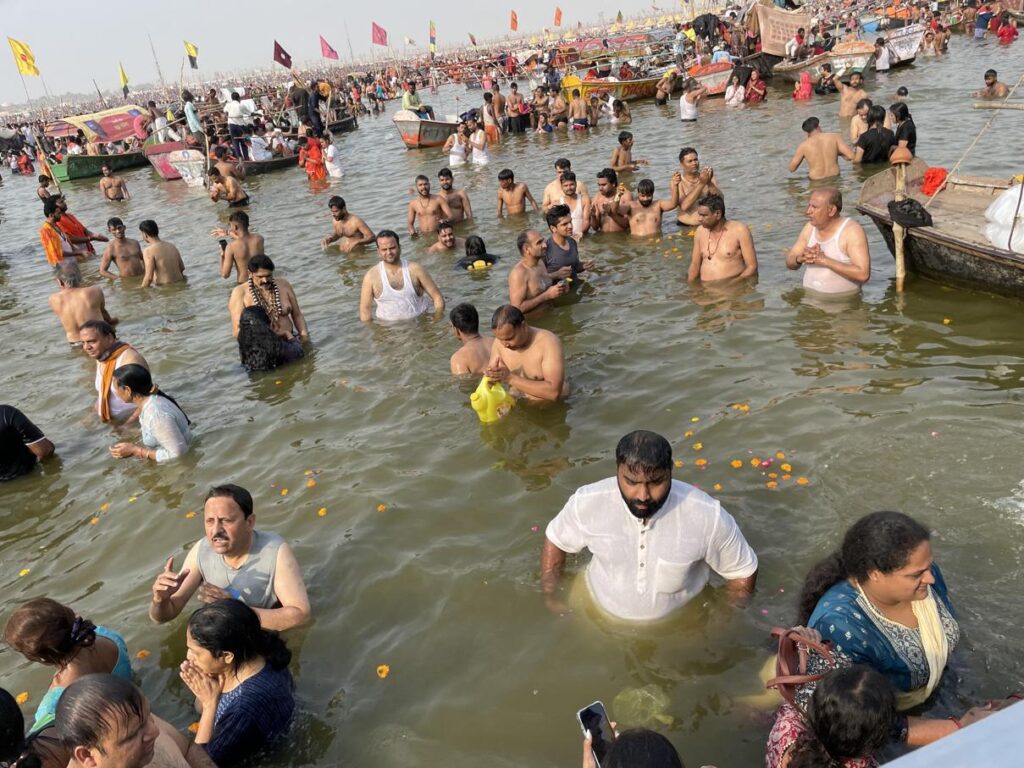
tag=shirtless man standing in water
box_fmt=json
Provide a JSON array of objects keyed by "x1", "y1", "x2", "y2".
[
  {"x1": 407, "y1": 175, "x2": 453, "y2": 235},
  {"x1": 835, "y1": 70, "x2": 868, "y2": 118},
  {"x1": 211, "y1": 211, "x2": 264, "y2": 282},
  {"x1": 509, "y1": 230, "x2": 569, "y2": 313},
  {"x1": 687, "y1": 194, "x2": 758, "y2": 282},
  {"x1": 608, "y1": 175, "x2": 681, "y2": 237},
  {"x1": 449, "y1": 303, "x2": 492, "y2": 375},
  {"x1": 48, "y1": 261, "x2": 118, "y2": 344},
  {"x1": 497, "y1": 169, "x2": 540, "y2": 217},
  {"x1": 675, "y1": 148, "x2": 722, "y2": 227},
  {"x1": 788, "y1": 117, "x2": 854, "y2": 180},
  {"x1": 437, "y1": 168, "x2": 473, "y2": 222},
  {"x1": 99, "y1": 218, "x2": 144, "y2": 279},
  {"x1": 207, "y1": 167, "x2": 250, "y2": 206},
  {"x1": 139, "y1": 220, "x2": 186, "y2": 287},
  {"x1": 428, "y1": 220, "x2": 466, "y2": 254},
  {"x1": 99, "y1": 164, "x2": 130, "y2": 201},
  {"x1": 542, "y1": 159, "x2": 590, "y2": 213},
  {"x1": 320, "y1": 196, "x2": 375, "y2": 254},
  {"x1": 229, "y1": 254, "x2": 309, "y2": 342},
  {"x1": 485, "y1": 304, "x2": 567, "y2": 402},
  {"x1": 589, "y1": 168, "x2": 632, "y2": 233}
]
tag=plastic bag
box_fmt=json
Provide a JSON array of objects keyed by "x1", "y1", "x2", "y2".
[
  {"x1": 984, "y1": 184, "x2": 1024, "y2": 226},
  {"x1": 984, "y1": 221, "x2": 1024, "y2": 254},
  {"x1": 612, "y1": 684, "x2": 674, "y2": 727}
]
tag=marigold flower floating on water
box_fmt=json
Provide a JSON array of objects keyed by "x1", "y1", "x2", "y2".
[
  {"x1": 377, "y1": 504, "x2": 387, "y2": 513},
  {"x1": 731, "y1": 460, "x2": 743, "y2": 469},
  {"x1": 767, "y1": 472, "x2": 778, "y2": 479},
  {"x1": 684, "y1": 430, "x2": 694, "y2": 438},
  {"x1": 695, "y1": 459, "x2": 707, "y2": 467},
  {"x1": 128, "y1": 497, "x2": 138, "y2": 503},
  {"x1": 188, "y1": 722, "x2": 199, "y2": 734},
  {"x1": 750, "y1": 457, "x2": 761, "y2": 467},
  {"x1": 18, "y1": 568, "x2": 30, "y2": 578},
  {"x1": 90, "y1": 517, "x2": 99, "y2": 525},
  {"x1": 766, "y1": 481, "x2": 778, "y2": 489},
  {"x1": 99, "y1": 503, "x2": 110, "y2": 512},
  {"x1": 713, "y1": 484, "x2": 722, "y2": 491},
  {"x1": 943, "y1": 318, "x2": 951, "y2": 325},
  {"x1": 691, "y1": 416, "x2": 700, "y2": 423},
  {"x1": 15, "y1": 692, "x2": 28, "y2": 704},
  {"x1": 796, "y1": 477, "x2": 809, "y2": 485},
  {"x1": 731, "y1": 403, "x2": 750, "y2": 413},
  {"x1": 775, "y1": 452, "x2": 786, "y2": 460},
  {"x1": 693, "y1": 443, "x2": 703, "y2": 450},
  {"x1": 136, "y1": 649, "x2": 150, "y2": 660},
  {"x1": 781, "y1": 463, "x2": 792, "y2": 473},
  {"x1": 306, "y1": 479, "x2": 317, "y2": 488},
  {"x1": 673, "y1": 459, "x2": 684, "y2": 468},
  {"x1": 317, "y1": 508, "x2": 328, "y2": 517},
  {"x1": 280, "y1": 489, "x2": 289, "y2": 496},
  {"x1": 376, "y1": 664, "x2": 390, "y2": 679},
  {"x1": 782, "y1": 474, "x2": 792, "y2": 481},
  {"x1": 185, "y1": 511, "x2": 196, "y2": 519}
]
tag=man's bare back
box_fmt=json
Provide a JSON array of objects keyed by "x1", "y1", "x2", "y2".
[
  {"x1": 450, "y1": 336, "x2": 492, "y2": 375},
  {"x1": 790, "y1": 132, "x2": 854, "y2": 180},
  {"x1": 100, "y1": 238, "x2": 144, "y2": 279},
  {"x1": 48, "y1": 286, "x2": 115, "y2": 343},
  {"x1": 223, "y1": 233, "x2": 264, "y2": 282},
  {"x1": 142, "y1": 241, "x2": 186, "y2": 286}
]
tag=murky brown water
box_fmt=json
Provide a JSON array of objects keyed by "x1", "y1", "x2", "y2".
[{"x1": 2, "y1": 37, "x2": 1024, "y2": 767}]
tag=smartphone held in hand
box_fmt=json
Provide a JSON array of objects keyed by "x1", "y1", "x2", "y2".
[{"x1": 577, "y1": 700, "x2": 614, "y2": 767}]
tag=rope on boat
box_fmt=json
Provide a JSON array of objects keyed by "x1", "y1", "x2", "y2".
[{"x1": 925, "y1": 71, "x2": 1024, "y2": 209}]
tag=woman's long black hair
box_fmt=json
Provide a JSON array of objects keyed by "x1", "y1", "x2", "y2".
[
  {"x1": 237, "y1": 306, "x2": 284, "y2": 372},
  {"x1": 113, "y1": 364, "x2": 190, "y2": 424},
  {"x1": 188, "y1": 599, "x2": 291, "y2": 672}
]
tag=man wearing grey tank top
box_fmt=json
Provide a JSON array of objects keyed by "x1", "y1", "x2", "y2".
[{"x1": 149, "y1": 484, "x2": 311, "y2": 631}]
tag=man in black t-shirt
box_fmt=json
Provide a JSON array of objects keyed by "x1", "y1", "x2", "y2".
[
  {"x1": 0, "y1": 405, "x2": 54, "y2": 481},
  {"x1": 854, "y1": 105, "x2": 897, "y2": 165},
  {"x1": 544, "y1": 204, "x2": 594, "y2": 278}
]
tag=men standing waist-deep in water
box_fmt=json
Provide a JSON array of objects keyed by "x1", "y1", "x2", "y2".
[
  {"x1": 80, "y1": 319, "x2": 149, "y2": 424},
  {"x1": 609, "y1": 130, "x2": 648, "y2": 173},
  {"x1": 541, "y1": 430, "x2": 758, "y2": 619},
  {"x1": 786, "y1": 188, "x2": 871, "y2": 295},
  {"x1": 484, "y1": 304, "x2": 567, "y2": 402},
  {"x1": 320, "y1": 196, "x2": 376, "y2": 253},
  {"x1": 149, "y1": 483, "x2": 311, "y2": 631},
  {"x1": 99, "y1": 218, "x2": 144, "y2": 279},
  {"x1": 449, "y1": 303, "x2": 492, "y2": 376},
  {"x1": 542, "y1": 158, "x2": 590, "y2": 213},
  {"x1": 788, "y1": 117, "x2": 854, "y2": 180},
  {"x1": 544, "y1": 204, "x2": 595, "y2": 276},
  {"x1": 497, "y1": 168, "x2": 540, "y2": 217},
  {"x1": 211, "y1": 210, "x2": 264, "y2": 283},
  {"x1": 229, "y1": 255, "x2": 309, "y2": 360},
  {"x1": 437, "y1": 167, "x2": 473, "y2": 222},
  {"x1": 428, "y1": 220, "x2": 465, "y2": 254},
  {"x1": 407, "y1": 175, "x2": 452, "y2": 236},
  {"x1": 835, "y1": 70, "x2": 868, "y2": 118},
  {"x1": 98, "y1": 164, "x2": 130, "y2": 201},
  {"x1": 48, "y1": 262, "x2": 118, "y2": 345},
  {"x1": 208, "y1": 167, "x2": 250, "y2": 207},
  {"x1": 675, "y1": 147, "x2": 722, "y2": 227},
  {"x1": 589, "y1": 168, "x2": 632, "y2": 233},
  {"x1": 688, "y1": 194, "x2": 758, "y2": 283},
  {"x1": 608, "y1": 176, "x2": 682, "y2": 237},
  {"x1": 359, "y1": 230, "x2": 444, "y2": 323},
  {"x1": 139, "y1": 220, "x2": 186, "y2": 287},
  {"x1": 509, "y1": 230, "x2": 569, "y2": 313}
]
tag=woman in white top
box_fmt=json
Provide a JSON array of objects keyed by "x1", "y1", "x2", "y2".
[
  {"x1": 469, "y1": 117, "x2": 490, "y2": 165},
  {"x1": 679, "y1": 82, "x2": 707, "y2": 121},
  {"x1": 324, "y1": 142, "x2": 344, "y2": 178},
  {"x1": 109, "y1": 365, "x2": 191, "y2": 463},
  {"x1": 724, "y1": 75, "x2": 746, "y2": 106},
  {"x1": 442, "y1": 123, "x2": 469, "y2": 166}
]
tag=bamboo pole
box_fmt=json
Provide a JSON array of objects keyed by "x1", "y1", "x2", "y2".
[
  {"x1": 894, "y1": 163, "x2": 907, "y2": 292},
  {"x1": 972, "y1": 101, "x2": 1024, "y2": 110}
]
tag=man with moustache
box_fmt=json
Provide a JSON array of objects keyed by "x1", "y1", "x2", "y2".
[
  {"x1": 407, "y1": 174, "x2": 453, "y2": 235},
  {"x1": 437, "y1": 167, "x2": 473, "y2": 222},
  {"x1": 148, "y1": 484, "x2": 311, "y2": 631},
  {"x1": 541, "y1": 430, "x2": 758, "y2": 619},
  {"x1": 320, "y1": 196, "x2": 376, "y2": 254},
  {"x1": 607, "y1": 176, "x2": 682, "y2": 237},
  {"x1": 359, "y1": 229, "x2": 444, "y2": 322}
]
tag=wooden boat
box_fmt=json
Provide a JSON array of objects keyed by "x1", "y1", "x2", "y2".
[
  {"x1": 49, "y1": 151, "x2": 147, "y2": 182},
  {"x1": 559, "y1": 74, "x2": 669, "y2": 103},
  {"x1": 241, "y1": 156, "x2": 296, "y2": 175},
  {"x1": 392, "y1": 109, "x2": 459, "y2": 149},
  {"x1": 326, "y1": 114, "x2": 358, "y2": 133},
  {"x1": 687, "y1": 62, "x2": 735, "y2": 96},
  {"x1": 884, "y1": 23, "x2": 927, "y2": 67},
  {"x1": 772, "y1": 41, "x2": 876, "y2": 82},
  {"x1": 856, "y1": 158, "x2": 1024, "y2": 299},
  {"x1": 144, "y1": 139, "x2": 188, "y2": 181}
]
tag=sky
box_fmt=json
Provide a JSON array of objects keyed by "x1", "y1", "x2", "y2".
[{"x1": 1, "y1": 0, "x2": 692, "y2": 106}]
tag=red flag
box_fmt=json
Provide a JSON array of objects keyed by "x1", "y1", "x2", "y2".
[
  {"x1": 511, "y1": 10, "x2": 518, "y2": 31},
  {"x1": 371, "y1": 22, "x2": 388, "y2": 46},
  {"x1": 554, "y1": 6, "x2": 563, "y2": 26},
  {"x1": 273, "y1": 41, "x2": 292, "y2": 69},
  {"x1": 320, "y1": 35, "x2": 339, "y2": 60}
]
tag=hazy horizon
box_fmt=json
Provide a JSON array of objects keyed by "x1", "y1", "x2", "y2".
[{"x1": 1, "y1": 0, "x2": 687, "y2": 107}]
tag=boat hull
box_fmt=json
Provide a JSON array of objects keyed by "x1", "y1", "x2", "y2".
[
  {"x1": 688, "y1": 62, "x2": 734, "y2": 96},
  {"x1": 144, "y1": 140, "x2": 187, "y2": 180},
  {"x1": 327, "y1": 115, "x2": 358, "y2": 133},
  {"x1": 884, "y1": 23, "x2": 926, "y2": 67},
  {"x1": 49, "y1": 151, "x2": 147, "y2": 182},
  {"x1": 773, "y1": 44, "x2": 876, "y2": 82},
  {"x1": 560, "y1": 74, "x2": 670, "y2": 103},
  {"x1": 242, "y1": 156, "x2": 296, "y2": 175},
  {"x1": 392, "y1": 114, "x2": 459, "y2": 149},
  {"x1": 856, "y1": 160, "x2": 1024, "y2": 299}
]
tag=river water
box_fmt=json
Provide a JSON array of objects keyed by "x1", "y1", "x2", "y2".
[{"x1": 2, "y1": 38, "x2": 1024, "y2": 767}]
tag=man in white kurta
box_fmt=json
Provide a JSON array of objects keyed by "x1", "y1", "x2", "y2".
[{"x1": 542, "y1": 430, "x2": 758, "y2": 621}]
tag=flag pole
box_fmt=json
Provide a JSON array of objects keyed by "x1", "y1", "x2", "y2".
[
  {"x1": 18, "y1": 71, "x2": 34, "y2": 119},
  {"x1": 92, "y1": 79, "x2": 109, "y2": 109}
]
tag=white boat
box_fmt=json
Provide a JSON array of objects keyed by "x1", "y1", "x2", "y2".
[
  {"x1": 391, "y1": 109, "x2": 459, "y2": 149},
  {"x1": 883, "y1": 23, "x2": 927, "y2": 67},
  {"x1": 773, "y1": 41, "x2": 876, "y2": 83}
]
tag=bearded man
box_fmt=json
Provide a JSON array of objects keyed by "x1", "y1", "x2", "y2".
[{"x1": 540, "y1": 430, "x2": 758, "y2": 619}]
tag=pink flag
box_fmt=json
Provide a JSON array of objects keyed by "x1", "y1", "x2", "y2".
[
  {"x1": 371, "y1": 22, "x2": 388, "y2": 47},
  {"x1": 320, "y1": 35, "x2": 339, "y2": 60}
]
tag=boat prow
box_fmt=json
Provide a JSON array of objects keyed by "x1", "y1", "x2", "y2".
[
  {"x1": 856, "y1": 158, "x2": 1024, "y2": 299},
  {"x1": 392, "y1": 109, "x2": 459, "y2": 149},
  {"x1": 772, "y1": 41, "x2": 876, "y2": 82}
]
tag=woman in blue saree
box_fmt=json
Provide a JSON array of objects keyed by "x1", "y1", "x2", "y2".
[{"x1": 797, "y1": 511, "x2": 959, "y2": 711}]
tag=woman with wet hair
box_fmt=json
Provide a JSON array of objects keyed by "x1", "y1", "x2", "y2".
[
  {"x1": 236, "y1": 306, "x2": 299, "y2": 371},
  {"x1": 180, "y1": 600, "x2": 294, "y2": 766},
  {"x1": 799, "y1": 511, "x2": 957, "y2": 710},
  {"x1": 3, "y1": 597, "x2": 131, "y2": 732},
  {"x1": 108, "y1": 364, "x2": 191, "y2": 462}
]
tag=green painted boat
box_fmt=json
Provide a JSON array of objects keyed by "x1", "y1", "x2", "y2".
[{"x1": 49, "y1": 151, "x2": 148, "y2": 182}]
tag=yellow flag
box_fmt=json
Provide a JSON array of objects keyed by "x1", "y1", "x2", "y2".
[
  {"x1": 184, "y1": 40, "x2": 199, "y2": 69},
  {"x1": 119, "y1": 62, "x2": 129, "y2": 98},
  {"x1": 8, "y1": 37, "x2": 40, "y2": 76}
]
